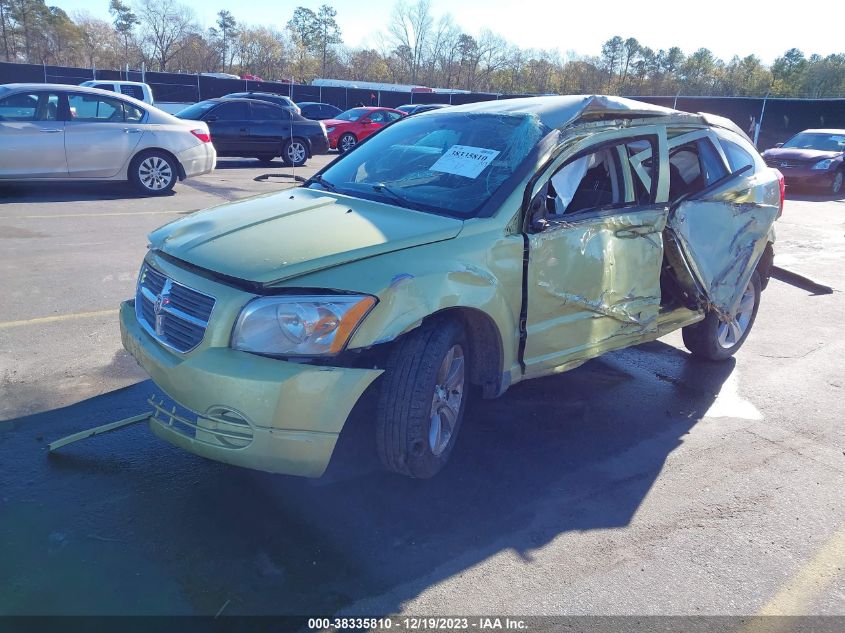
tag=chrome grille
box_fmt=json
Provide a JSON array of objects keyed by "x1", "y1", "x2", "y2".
[
  {"x1": 135, "y1": 264, "x2": 215, "y2": 353},
  {"x1": 765, "y1": 158, "x2": 806, "y2": 169}
]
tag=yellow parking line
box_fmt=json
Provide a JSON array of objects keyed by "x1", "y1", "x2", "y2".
[
  {"x1": 0, "y1": 309, "x2": 120, "y2": 329},
  {"x1": 6, "y1": 210, "x2": 187, "y2": 219}
]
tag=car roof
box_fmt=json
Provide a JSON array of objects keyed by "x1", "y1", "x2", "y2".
[
  {"x1": 797, "y1": 129, "x2": 845, "y2": 134},
  {"x1": 83, "y1": 80, "x2": 148, "y2": 87}
]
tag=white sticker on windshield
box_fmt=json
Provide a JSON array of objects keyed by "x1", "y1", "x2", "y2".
[{"x1": 430, "y1": 145, "x2": 501, "y2": 179}]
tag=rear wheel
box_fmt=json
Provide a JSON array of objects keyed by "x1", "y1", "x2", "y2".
[
  {"x1": 376, "y1": 319, "x2": 469, "y2": 479},
  {"x1": 282, "y1": 139, "x2": 308, "y2": 167},
  {"x1": 129, "y1": 150, "x2": 177, "y2": 195},
  {"x1": 338, "y1": 133, "x2": 357, "y2": 154},
  {"x1": 682, "y1": 272, "x2": 761, "y2": 361}
]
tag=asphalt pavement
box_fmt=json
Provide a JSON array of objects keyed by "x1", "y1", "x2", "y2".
[{"x1": 0, "y1": 161, "x2": 843, "y2": 617}]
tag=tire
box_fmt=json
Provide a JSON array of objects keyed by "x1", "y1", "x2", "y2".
[
  {"x1": 831, "y1": 170, "x2": 844, "y2": 196},
  {"x1": 338, "y1": 133, "x2": 357, "y2": 154},
  {"x1": 376, "y1": 318, "x2": 469, "y2": 479},
  {"x1": 282, "y1": 138, "x2": 308, "y2": 167},
  {"x1": 129, "y1": 150, "x2": 177, "y2": 195},
  {"x1": 254, "y1": 155, "x2": 276, "y2": 164},
  {"x1": 682, "y1": 271, "x2": 761, "y2": 361}
]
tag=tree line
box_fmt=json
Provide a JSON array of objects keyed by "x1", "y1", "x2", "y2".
[{"x1": 1, "y1": 0, "x2": 843, "y2": 98}]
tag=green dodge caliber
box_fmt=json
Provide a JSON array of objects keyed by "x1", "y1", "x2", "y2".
[{"x1": 120, "y1": 95, "x2": 782, "y2": 479}]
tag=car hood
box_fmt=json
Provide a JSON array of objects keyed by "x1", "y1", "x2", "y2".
[
  {"x1": 763, "y1": 148, "x2": 842, "y2": 161},
  {"x1": 148, "y1": 188, "x2": 463, "y2": 287},
  {"x1": 322, "y1": 118, "x2": 352, "y2": 128}
]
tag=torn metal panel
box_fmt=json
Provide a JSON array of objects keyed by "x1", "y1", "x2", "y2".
[{"x1": 669, "y1": 188, "x2": 779, "y2": 317}]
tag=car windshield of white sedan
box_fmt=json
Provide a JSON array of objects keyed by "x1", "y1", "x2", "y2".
[
  {"x1": 311, "y1": 112, "x2": 548, "y2": 217},
  {"x1": 782, "y1": 132, "x2": 845, "y2": 152}
]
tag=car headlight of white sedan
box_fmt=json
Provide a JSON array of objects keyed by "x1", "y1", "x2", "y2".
[{"x1": 231, "y1": 294, "x2": 376, "y2": 356}]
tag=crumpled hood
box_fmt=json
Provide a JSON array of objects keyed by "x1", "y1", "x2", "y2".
[
  {"x1": 149, "y1": 188, "x2": 463, "y2": 286},
  {"x1": 763, "y1": 148, "x2": 842, "y2": 162}
]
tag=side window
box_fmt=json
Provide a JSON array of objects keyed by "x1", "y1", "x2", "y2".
[
  {"x1": 668, "y1": 138, "x2": 728, "y2": 201},
  {"x1": 0, "y1": 92, "x2": 59, "y2": 121},
  {"x1": 719, "y1": 138, "x2": 755, "y2": 172},
  {"x1": 368, "y1": 110, "x2": 386, "y2": 123},
  {"x1": 301, "y1": 105, "x2": 317, "y2": 118},
  {"x1": 93, "y1": 83, "x2": 115, "y2": 92},
  {"x1": 546, "y1": 137, "x2": 655, "y2": 217},
  {"x1": 67, "y1": 94, "x2": 126, "y2": 122},
  {"x1": 386, "y1": 111, "x2": 403, "y2": 122},
  {"x1": 251, "y1": 102, "x2": 282, "y2": 120},
  {"x1": 120, "y1": 85, "x2": 145, "y2": 101},
  {"x1": 209, "y1": 101, "x2": 248, "y2": 120},
  {"x1": 124, "y1": 102, "x2": 145, "y2": 123}
]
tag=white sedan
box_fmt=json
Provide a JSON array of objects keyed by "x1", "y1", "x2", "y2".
[{"x1": 0, "y1": 83, "x2": 216, "y2": 195}]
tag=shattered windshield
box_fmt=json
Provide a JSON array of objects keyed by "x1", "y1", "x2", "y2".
[{"x1": 310, "y1": 112, "x2": 548, "y2": 217}]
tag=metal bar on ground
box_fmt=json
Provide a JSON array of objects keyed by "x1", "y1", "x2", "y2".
[{"x1": 48, "y1": 412, "x2": 152, "y2": 452}]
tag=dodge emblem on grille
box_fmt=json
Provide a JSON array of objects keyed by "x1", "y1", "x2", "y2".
[{"x1": 153, "y1": 279, "x2": 173, "y2": 336}]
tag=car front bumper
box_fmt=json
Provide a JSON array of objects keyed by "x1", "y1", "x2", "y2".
[
  {"x1": 119, "y1": 299, "x2": 382, "y2": 477},
  {"x1": 775, "y1": 166, "x2": 838, "y2": 189},
  {"x1": 177, "y1": 142, "x2": 216, "y2": 179}
]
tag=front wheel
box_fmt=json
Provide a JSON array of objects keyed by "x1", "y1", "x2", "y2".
[
  {"x1": 282, "y1": 139, "x2": 308, "y2": 167},
  {"x1": 338, "y1": 133, "x2": 357, "y2": 154},
  {"x1": 682, "y1": 271, "x2": 761, "y2": 361},
  {"x1": 376, "y1": 319, "x2": 469, "y2": 478},
  {"x1": 831, "y1": 170, "x2": 843, "y2": 196},
  {"x1": 129, "y1": 151, "x2": 177, "y2": 195}
]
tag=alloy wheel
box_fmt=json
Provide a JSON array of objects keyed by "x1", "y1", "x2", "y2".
[
  {"x1": 287, "y1": 141, "x2": 307, "y2": 165},
  {"x1": 428, "y1": 345, "x2": 465, "y2": 456},
  {"x1": 138, "y1": 156, "x2": 173, "y2": 191},
  {"x1": 717, "y1": 277, "x2": 756, "y2": 349}
]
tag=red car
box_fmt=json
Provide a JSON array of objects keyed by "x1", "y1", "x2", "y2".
[{"x1": 323, "y1": 107, "x2": 405, "y2": 153}]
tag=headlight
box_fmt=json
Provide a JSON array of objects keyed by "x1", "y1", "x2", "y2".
[
  {"x1": 326, "y1": 126, "x2": 335, "y2": 133},
  {"x1": 231, "y1": 294, "x2": 376, "y2": 356},
  {"x1": 812, "y1": 159, "x2": 834, "y2": 170}
]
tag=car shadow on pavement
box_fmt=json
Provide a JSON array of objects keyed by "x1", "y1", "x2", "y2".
[
  {"x1": 0, "y1": 181, "x2": 174, "y2": 203},
  {"x1": 0, "y1": 341, "x2": 735, "y2": 616}
]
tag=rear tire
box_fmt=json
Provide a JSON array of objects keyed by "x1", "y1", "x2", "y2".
[
  {"x1": 376, "y1": 319, "x2": 469, "y2": 479},
  {"x1": 282, "y1": 139, "x2": 308, "y2": 167},
  {"x1": 129, "y1": 150, "x2": 177, "y2": 195},
  {"x1": 682, "y1": 271, "x2": 761, "y2": 361}
]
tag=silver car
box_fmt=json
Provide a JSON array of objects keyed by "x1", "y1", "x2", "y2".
[{"x1": 0, "y1": 83, "x2": 216, "y2": 195}]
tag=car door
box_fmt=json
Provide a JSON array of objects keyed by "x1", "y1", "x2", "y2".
[
  {"x1": 249, "y1": 101, "x2": 287, "y2": 154},
  {"x1": 359, "y1": 110, "x2": 388, "y2": 141},
  {"x1": 632, "y1": 129, "x2": 780, "y2": 318},
  {"x1": 64, "y1": 92, "x2": 146, "y2": 178},
  {"x1": 203, "y1": 101, "x2": 250, "y2": 155},
  {"x1": 523, "y1": 127, "x2": 670, "y2": 378},
  {"x1": 0, "y1": 90, "x2": 67, "y2": 178}
]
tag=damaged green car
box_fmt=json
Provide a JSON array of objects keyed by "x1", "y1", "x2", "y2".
[{"x1": 120, "y1": 95, "x2": 782, "y2": 478}]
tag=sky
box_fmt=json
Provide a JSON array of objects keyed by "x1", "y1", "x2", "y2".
[{"x1": 54, "y1": 0, "x2": 842, "y2": 66}]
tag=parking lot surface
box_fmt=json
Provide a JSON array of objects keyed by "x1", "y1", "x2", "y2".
[{"x1": 1, "y1": 161, "x2": 843, "y2": 616}]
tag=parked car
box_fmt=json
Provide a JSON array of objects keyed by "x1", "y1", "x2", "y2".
[
  {"x1": 79, "y1": 80, "x2": 154, "y2": 105},
  {"x1": 222, "y1": 92, "x2": 300, "y2": 115},
  {"x1": 240, "y1": 74, "x2": 263, "y2": 81},
  {"x1": 120, "y1": 95, "x2": 782, "y2": 479},
  {"x1": 323, "y1": 106, "x2": 405, "y2": 153},
  {"x1": 762, "y1": 129, "x2": 845, "y2": 195},
  {"x1": 297, "y1": 101, "x2": 343, "y2": 121},
  {"x1": 201, "y1": 72, "x2": 241, "y2": 80},
  {"x1": 175, "y1": 98, "x2": 328, "y2": 166},
  {"x1": 396, "y1": 103, "x2": 449, "y2": 116},
  {"x1": 0, "y1": 83, "x2": 215, "y2": 194}
]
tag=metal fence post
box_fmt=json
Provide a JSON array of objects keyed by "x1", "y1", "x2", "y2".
[{"x1": 754, "y1": 91, "x2": 770, "y2": 149}]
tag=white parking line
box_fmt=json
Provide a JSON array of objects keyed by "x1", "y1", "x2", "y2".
[{"x1": 0, "y1": 309, "x2": 120, "y2": 329}]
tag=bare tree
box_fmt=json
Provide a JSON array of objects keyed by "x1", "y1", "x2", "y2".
[
  {"x1": 134, "y1": 0, "x2": 196, "y2": 71},
  {"x1": 387, "y1": 0, "x2": 432, "y2": 84}
]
